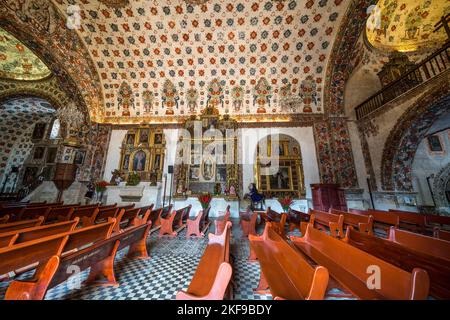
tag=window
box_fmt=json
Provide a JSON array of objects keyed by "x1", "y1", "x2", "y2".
[
  {"x1": 49, "y1": 118, "x2": 60, "y2": 139},
  {"x1": 427, "y1": 134, "x2": 443, "y2": 152}
]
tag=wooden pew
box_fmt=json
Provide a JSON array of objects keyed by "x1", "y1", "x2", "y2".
[
  {"x1": 176, "y1": 221, "x2": 232, "y2": 300},
  {"x1": 388, "y1": 209, "x2": 428, "y2": 234},
  {"x1": 239, "y1": 207, "x2": 258, "y2": 237},
  {"x1": 146, "y1": 206, "x2": 163, "y2": 233},
  {"x1": 291, "y1": 224, "x2": 429, "y2": 299},
  {"x1": 344, "y1": 227, "x2": 450, "y2": 299},
  {"x1": 0, "y1": 215, "x2": 9, "y2": 224},
  {"x1": 113, "y1": 207, "x2": 142, "y2": 233},
  {"x1": 159, "y1": 205, "x2": 192, "y2": 237},
  {"x1": 214, "y1": 205, "x2": 231, "y2": 235},
  {"x1": 388, "y1": 227, "x2": 450, "y2": 261},
  {"x1": 249, "y1": 222, "x2": 329, "y2": 300},
  {"x1": 308, "y1": 209, "x2": 344, "y2": 238},
  {"x1": 433, "y1": 228, "x2": 450, "y2": 242},
  {"x1": 160, "y1": 204, "x2": 173, "y2": 219},
  {"x1": 3, "y1": 219, "x2": 116, "y2": 299},
  {"x1": 0, "y1": 219, "x2": 79, "y2": 249},
  {"x1": 350, "y1": 208, "x2": 399, "y2": 236},
  {"x1": 0, "y1": 217, "x2": 44, "y2": 234},
  {"x1": 427, "y1": 214, "x2": 450, "y2": 231},
  {"x1": 43, "y1": 207, "x2": 75, "y2": 224},
  {"x1": 0, "y1": 233, "x2": 69, "y2": 299},
  {"x1": 329, "y1": 208, "x2": 374, "y2": 235},
  {"x1": 259, "y1": 207, "x2": 287, "y2": 238},
  {"x1": 186, "y1": 205, "x2": 211, "y2": 238},
  {"x1": 83, "y1": 207, "x2": 121, "y2": 227},
  {"x1": 287, "y1": 208, "x2": 310, "y2": 232},
  {"x1": 68, "y1": 206, "x2": 99, "y2": 225}
]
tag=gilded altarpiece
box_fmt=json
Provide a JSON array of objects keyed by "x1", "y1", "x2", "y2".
[{"x1": 119, "y1": 127, "x2": 165, "y2": 183}]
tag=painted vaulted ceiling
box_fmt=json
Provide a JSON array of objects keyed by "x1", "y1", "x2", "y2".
[
  {"x1": 366, "y1": 0, "x2": 449, "y2": 53},
  {"x1": 50, "y1": 0, "x2": 349, "y2": 124},
  {"x1": 0, "y1": 27, "x2": 52, "y2": 81}
]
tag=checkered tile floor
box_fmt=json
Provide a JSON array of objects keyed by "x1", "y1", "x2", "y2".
[{"x1": 0, "y1": 219, "x2": 354, "y2": 300}]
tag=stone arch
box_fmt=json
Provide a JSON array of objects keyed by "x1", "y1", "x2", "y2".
[
  {"x1": 0, "y1": 1, "x2": 103, "y2": 122},
  {"x1": 380, "y1": 81, "x2": 450, "y2": 191},
  {"x1": 433, "y1": 163, "x2": 450, "y2": 211}
]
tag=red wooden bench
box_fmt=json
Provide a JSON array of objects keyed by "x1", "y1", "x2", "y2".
[
  {"x1": 214, "y1": 205, "x2": 231, "y2": 235},
  {"x1": 308, "y1": 209, "x2": 344, "y2": 238},
  {"x1": 388, "y1": 209, "x2": 428, "y2": 234},
  {"x1": 249, "y1": 222, "x2": 329, "y2": 300},
  {"x1": 260, "y1": 207, "x2": 287, "y2": 238},
  {"x1": 83, "y1": 206, "x2": 121, "y2": 227},
  {"x1": 113, "y1": 207, "x2": 143, "y2": 233},
  {"x1": 291, "y1": 224, "x2": 430, "y2": 300},
  {"x1": 388, "y1": 227, "x2": 450, "y2": 261},
  {"x1": 186, "y1": 205, "x2": 211, "y2": 238},
  {"x1": 287, "y1": 208, "x2": 310, "y2": 232},
  {"x1": 344, "y1": 227, "x2": 450, "y2": 299},
  {"x1": 350, "y1": 208, "x2": 399, "y2": 236},
  {"x1": 176, "y1": 221, "x2": 232, "y2": 300},
  {"x1": 0, "y1": 219, "x2": 79, "y2": 248},
  {"x1": 329, "y1": 208, "x2": 374, "y2": 235},
  {"x1": 426, "y1": 214, "x2": 450, "y2": 231},
  {"x1": 0, "y1": 217, "x2": 44, "y2": 234},
  {"x1": 433, "y1": 228, "x2": 450, "y2": 241},
  {"x1": 0, "y1": 215, "x2": 9, "y2": 224},
  {"x1": 239, "y1": 207, "x2": 258, "y2": 237},
  {"x1": 159, "y1": 205, "x2": 192, "y2": 237}
]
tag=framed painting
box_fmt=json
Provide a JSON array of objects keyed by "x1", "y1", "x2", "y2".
[
  {"x1": 268, "y1": 166, "x2": 292, "y2": 191},
  {"x1": 32, "y1": 123, "x2": 46, "y2": 140}
]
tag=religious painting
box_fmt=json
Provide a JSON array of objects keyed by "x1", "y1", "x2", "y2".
[
  {"x1": 22, "y1": 167, "x2": 38, "y2": 185},
  {"x1": 139, "y1": 129, "x2": 149, "y2": 144},
  {"x1": 154, "y1": 133, "x2": 163, "y2": 145},
  {"x1": 216, "y1": 165, "x2": 227, "y2": 183},
  {"x1": 189, "y1": 165, "x2": 200, "y2": 181},
  {"x1": 126, "y1": 134, "x2": 135, "y2": 145},
  {"x1": 32, "y1": 123, "x2": 46, "y2": 140},
  {"x1": 46, "y1": 147, "x2": 57, "y2": 163},
  {"x1": 74, "y1": 150, "x2": 86, "y2": 165},
  {"x1": 122, "y1": 154, "x2": 130, "y2": 170},
  {"x1": 427, "y1": 135, "x2": 443, "y2": 152},
  {"x1": 153, "y1": 154, "x2": 161, "y2": 170},
  {"x1": 132, "y1": 151, "x2": 146, "y2": 171},
  {"x1": 269, "y1": 167, "x2": 292, "y2": 191},
  {"x1": 33, "y1": 146, "x2": 45, "y2": 160},
  {"x1": 202, "y1": 157, "x2": 215, "y2": 181}
]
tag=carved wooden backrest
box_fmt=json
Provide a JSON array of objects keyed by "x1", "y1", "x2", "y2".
[
  {"x1": 200, "y1": 205, "x2": 211, "y2": 226},
  {"x1": 181, "y1": 205, "x2": 192, "y2": 222},
  {"x1": 289, "y1": 208, "x2": 310, "y2": 223},
  {"x1": 72, "y1": 207, "x2": 99, "y2": 220},
  {"x1": 302, "y1": 224, "x2": 429, "y2": 300},
  {"x1": 388, "y1": 227, "x2": 450, "y2": 261},
  {"x1": 0, "y1": 233, "x2": 68, "y2": 275},
  {"x1": 62, "y1": 219, "x2": 116, "y2": 253},
  {"x1": 95, "y1": 207, "x2": 119, "y2": 223},
  {"x1": 0, "y1": 217, "x2": 44, "y2": 233},
  {"x1": 434, "y1": 228, "x2": 450, "y2": 241},
  {"x1": 148, "y1": 207, "x2": 162, "y2": 225},
  {"x1": 45, "y1": 207, "x2": 75, "y2": 222},
  {"x1": 389, "y1": 210, "x2": 426, "y2": 227},
  {"x1": 19, "y1": 206, "x2": 51, "y2": 220},
  {"x1": 172, "y1": 207, "x2": 186, "y2": 226},
  {"x1": 426, "y1": 214, "x2": 450, "y2": 228},
  {"x1": 161, "y1": 204, "x2": 173, "y2": 219},
  {"x1": 330, "y1": 209, "x2": 373, "y2": 234},
  {"x1": 367, "y1": 209, "x2": 399, "y2": 227}
]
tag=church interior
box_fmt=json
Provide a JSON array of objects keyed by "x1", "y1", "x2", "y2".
[{"x1": 0, "y1": 0, "x2": 449, "y2": 302}]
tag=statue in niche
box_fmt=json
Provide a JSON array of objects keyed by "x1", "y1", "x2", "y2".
[
  {"x1": 186, "y1": 87, "x2": 199, "y2": 114},
  {"x1": 132, "y1": 151, "x2": 146, "y2": 171},
  {"x1": 231, "y1": 86, "x2": 244, "y2": 112},
  {"x1": 142, "y1": 90, "x2": 155, "y2": 114},
  {"x1": 253, "y1": 77, "x2": 272, "y2": 114},
  {"x1": 118, "y1": 81, "x2": 134, "y2": 116},
  {"x1": 162, "y1": 79, "x2": 179, "y2": 115}
]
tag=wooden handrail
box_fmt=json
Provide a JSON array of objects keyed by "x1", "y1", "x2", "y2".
[{"x1": 355, "y1": 41, "x2": 450, "y2": 120}]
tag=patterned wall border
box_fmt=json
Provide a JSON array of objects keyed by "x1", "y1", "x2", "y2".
[
  {"x1": 381, "y1": 81, "x2": 450, "y2": 191},
  {"x1": 432, "y1": 163, "x2": 450, "y2": 210}
]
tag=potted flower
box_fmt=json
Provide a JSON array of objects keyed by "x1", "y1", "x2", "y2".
[
  {"x1": 198, "y1": 193, "x2": 212, "y2": 210},
  {"x1": 278, "y1": 196, "x2": 293, "y2": 213},
  {"x1": 126, "y1": 171, "x2": 141, "y2": 186},
  {"x1": 95, "y1": 180, "x2": 109, "y2": 202}
]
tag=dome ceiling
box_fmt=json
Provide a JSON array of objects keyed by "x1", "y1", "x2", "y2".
[
  {"x1": 0, "y1": 27, "x2": 52, "y2": 81},
  {"x1": 52, "y1": 0, "x2": 349, "y2": 124},
  {"x1": 366, "y1": 0, "x2": 449, "y2": 53}
]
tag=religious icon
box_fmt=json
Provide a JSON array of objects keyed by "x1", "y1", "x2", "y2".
[
  {"x1": 139, "y1": 129, "x2": 149, "y2": 144},
  {"x1": 189, "y1": 165, "x2": 200, "y2": 181},
  {"x1": 216, "y1": 166, "x2": 227, "y2": 182},
  {"x1": 32, "y1": 123, "x2": 46, "y2": 140},
  {"x1": 202, "y1": 157, "x2": 215, "y2": 181},
  {"x1": 269, "y1": 167, "x2": 291, "y2": 190},
  {"x1": 74, "y1": 150, "x2": 86, "y2": 165},
  {"x1": 132, "y1": 151, "x2": 146, "y2": 171},
  {"x1": 427, "y1": 135, "x2": 443, "y2": 152},
  {"x1": 122, "y1": 154, "x2": 130, "y2": 170},
  {"x1": 46, "y1": 147, "x2": 57, "y2": 163},
  {"x1": 154, "y1": 133, "x2": 163, "y2": 144},
  {"x1": 153, "y1": 154, "x2": 161, "y2": 169},
  {"x1": 126, "y1": 134, "x2": 135, "y2": 145},
  {"x1": 33, "y1": 147, "x2": 45, "y2": 160}
]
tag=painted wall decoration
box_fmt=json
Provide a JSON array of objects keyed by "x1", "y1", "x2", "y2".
[
  {"x1": 231, "y1": 85, "x2": 244, "y2": 112},
  {"x1": 366, "y1": 0, "x2": 449, "y2": 53},
  {"x1": 207, "y1": 78, "x2": 224, "y2": 110},
  {"x1": 300, "y1": 75, "x2": 320, "y2": 113},
  {"x1": 162, "y1": 79, "x2": 179, "y2": 115},
  {"x1": 142, "y1": 90, "x2": 155, "y2": 115},
  {"x1": 186, "y1": 87, "x2": 199, "y2": 114},
  {"x1": 0, "y1": 27, "x2": 51, "y2": 80},
  {"x1": 117, "y1": 81, "x2": 134, "y2": 117},
  {"x1": 253, "y1": 77, "x2": 272, "y2": 113}
]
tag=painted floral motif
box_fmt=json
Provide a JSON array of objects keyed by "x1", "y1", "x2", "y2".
[
  {"x1": 161, "y1": 79, "x2": 179, "y2": 115},
  {"x1": 206, "y1": 78, "x2": 224, "y2": 109},
  {"x1": 186, "y1": 87, "x2": 199, "y2": 114},
  {"x1": 142, "y1": 90, "x2": 154, "y2": 114},
  {"x1": 300, "y1": 76, "x2": 319, "y2": 113},
  {"x1": 253, "y1": 77, "x2": 272, "y2": 113},
  {"x1": 231, "y1": 86, "x2": 244, "y2": 112},
  {"x1": 118, "y1": 81, "x2": 134, "y2": 117}
]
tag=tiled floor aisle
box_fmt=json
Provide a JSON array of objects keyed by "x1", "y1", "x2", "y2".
[{"x1": 0, "y1": 219, "x2": 277, "y2": 300}]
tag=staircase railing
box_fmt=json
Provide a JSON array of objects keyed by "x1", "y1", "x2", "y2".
[{"x1": 355, "y1": 41, "x2": 450, "y2": 120}]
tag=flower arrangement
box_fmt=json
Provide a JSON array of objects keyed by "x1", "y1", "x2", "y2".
[
  {"x1": 95, "y1": 181, "x2": 109, "y2": 193},
  {"x1": 126, "y1": 172, "x2": 141, "y2": 186},
  {"x1": 198, "y1": 193, "x2": 212, "y2": 210},
  {"x1": 278, "y1": 196, "x2": 293, "y2": 213}
]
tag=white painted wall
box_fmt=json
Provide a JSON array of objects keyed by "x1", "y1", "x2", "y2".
[{"x1": 103, "y1": 130, "x2": 127, "y2": 182}]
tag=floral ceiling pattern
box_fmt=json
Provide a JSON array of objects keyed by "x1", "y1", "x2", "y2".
[
  {"x1": 366, "y1": 0, "x2": 449, "y2": 53},
  {"x1": 50, "y1": 0, "x2": 349, "y2": 123},
  {"x1": 0, "y1": 27, "x2": 52, "y2": 81}
]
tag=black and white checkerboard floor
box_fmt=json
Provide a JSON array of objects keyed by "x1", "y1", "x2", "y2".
[{"x1": 0, "y1": 219, "x2": 355, "y2": 300}]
